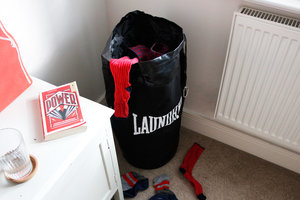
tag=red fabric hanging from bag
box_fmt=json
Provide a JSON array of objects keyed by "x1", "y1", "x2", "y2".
[{"x1": 110, "y1": 56, "x2": 138, "y2": 118}]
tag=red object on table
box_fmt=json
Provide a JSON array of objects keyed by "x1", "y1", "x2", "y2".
[{"x1": 0, "y1": 21, "x2": 32, "y2": 112}]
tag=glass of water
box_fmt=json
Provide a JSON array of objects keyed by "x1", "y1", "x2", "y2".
[{"x1": 0, "y1": 128, "x2": 33, "y2": 181}]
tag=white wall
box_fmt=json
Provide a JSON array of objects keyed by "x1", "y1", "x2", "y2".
[{"x1": 0, "y1": 0, "x2": 109, "y2": 101}]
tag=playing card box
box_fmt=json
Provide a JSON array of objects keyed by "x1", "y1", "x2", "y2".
[{"x1": 39, "y1": 82, "x2": 86, "y2": 140}]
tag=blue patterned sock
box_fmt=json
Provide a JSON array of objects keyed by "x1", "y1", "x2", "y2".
[
  {"x1": 121, "y1": 171, "x2": 149, "y2": 198},
  {"x1": 149, "y1": 174, "x2": 178, "y2": 200}
]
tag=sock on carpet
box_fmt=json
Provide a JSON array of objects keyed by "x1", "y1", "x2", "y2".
[
  {"x1": 179, "y1": 143, "x2": 206, "y2": 200},
  {"x1": 149, "y1": 174, "x2": 178, "y2": 200},
  {"x1": 121, "y1": 171, "x2": 149, "y2": 198}
]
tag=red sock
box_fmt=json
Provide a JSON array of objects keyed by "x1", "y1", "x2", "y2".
[
  {"x1": 110, "y1": 56, "x2": 138, "y2": 118},
  {"x1": 180, "y1": 143, "x2": 204, "y2": 172},
  {"x1": 180, "y1": 143, "x2": 206, "y2": 200}
]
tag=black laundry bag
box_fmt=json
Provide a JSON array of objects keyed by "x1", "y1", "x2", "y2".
[{"x1": 102, "y1": 11, "x2": 187, "y2": 169}]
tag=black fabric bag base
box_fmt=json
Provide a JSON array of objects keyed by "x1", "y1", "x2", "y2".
[
  {"x1": 112, "y1": 115, "x2": 181, "y2": 169},
  {"x1": 102, "y1": 10, "x2": 187, "y2": 169}
]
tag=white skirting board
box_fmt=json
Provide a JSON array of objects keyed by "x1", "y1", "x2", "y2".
[
  {"x1": 181, "y1": 109, "x2": 300, "y2": 174},
  {"x1": 96, "y1": 92, "x2": 106, "y2": 104}
]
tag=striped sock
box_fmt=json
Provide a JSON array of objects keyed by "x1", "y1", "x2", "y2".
[
  {"x1": 121, "y1": 171, "x2": 149, "y2": 198},
  {"x1": 149, "y1": 174, "x2": 178, "y2": 200}
]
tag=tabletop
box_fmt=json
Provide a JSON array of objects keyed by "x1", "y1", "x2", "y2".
[{"x1": 0, "y1": 77, "x2": 114, "y2": 200}]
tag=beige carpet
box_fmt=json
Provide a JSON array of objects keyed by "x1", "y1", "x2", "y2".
[{"x1": 115, "y1": 127, "x2": 300, "y2": 200}]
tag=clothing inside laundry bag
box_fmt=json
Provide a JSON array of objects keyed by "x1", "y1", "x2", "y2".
[
  {"x1": 129, "y1": 42, "x2": 169, "y2": 61},
  {"x1": 108, "y1": 10, "x2": 183, "y2": 60}
]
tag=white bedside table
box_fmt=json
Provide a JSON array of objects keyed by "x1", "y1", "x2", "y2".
[{"x1": 0, "y1": 77, "x2": 124, "y2": 200}]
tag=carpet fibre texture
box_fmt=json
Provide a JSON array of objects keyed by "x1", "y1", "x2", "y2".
[{"x1": 115, "y1": 127, "x2": 300, "y2": 200}]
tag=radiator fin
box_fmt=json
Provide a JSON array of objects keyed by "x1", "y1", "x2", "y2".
[
  {"x1": 240, "y1": 7, "x2": 300, "y2": 29},
  {"x1": 216, "y1": 8, "x2": 300, "y2": 153}
]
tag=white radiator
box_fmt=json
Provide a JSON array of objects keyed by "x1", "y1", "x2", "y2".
[{"x1": 215, "y1": 7, "x2": 300, "y2": 153}]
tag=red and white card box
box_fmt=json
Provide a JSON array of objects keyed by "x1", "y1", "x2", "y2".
[{"x1": 39, "y1": 82, "x2": 86, "y2": 140}]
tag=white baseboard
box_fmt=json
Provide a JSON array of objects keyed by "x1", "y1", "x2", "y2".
[
  {"x1": 95, "y1": 92, "x2": 106, "y2": 104},
  {"x1": 181, "y1": 109, "x2": 300, "y2": 174}
]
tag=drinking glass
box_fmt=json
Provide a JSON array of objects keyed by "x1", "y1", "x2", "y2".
[{"x1": 0, "y1": 128, "x2": 33, "y2": 180}]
